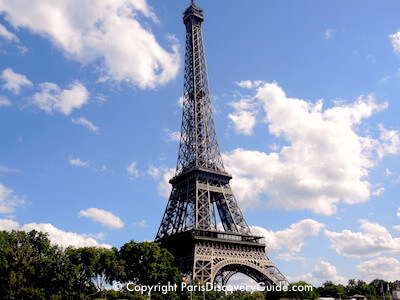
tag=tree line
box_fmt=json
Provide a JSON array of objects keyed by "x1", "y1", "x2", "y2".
[{"x1": 0, "y1": 230, "x2": 398, "y2": 299}]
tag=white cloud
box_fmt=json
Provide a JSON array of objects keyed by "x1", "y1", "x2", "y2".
[
  {"x1": 93, "y1": 165, "x2": 108, "y2": 172},
  {"x1": 371, "y1": 187, "x2": 384, "y2": 196},
  {"x1": 163, "y1": 128, "x2": 181, "y2": 142},
  {"x1": 1, "y1": 68, "x2": 33, "y2": 94},
  {"x1": 69, "y1": 156, "x2": 90, "y2": 168},
  {"x1": 275, "y1": 252, "x2": 305, "y2": 262},
  {"x1": 177, "y1": 96, "x2": 185, "y2": 107},
  {"x1": 393, "y1": 225, "x2": 400, "y2": 234},
  {"x1": 147, "y1": 166, "x2": 175, "y2": 197},
  {"x1": 83, "y1": 232, "x2": 105, "y2": 241},
  {"x1": 236, "y1": 80, "x2": 253, "y2": 89},
  {"x1": 0, "y1": 218, "x2": 19, "y2": 230},
  {"x1": 358, "y1": 257, "x2": 400, "y2": 282},
  {"x1": 71, "y1": 117, "x2": 100, "y2": 134},
  {"x1": 290, "y1": 261, "x2": 347, "y2": 286},
  {"x1": 20, "y1": 222, "x2": 111, "y2": 248},
  {"x1": 324, "y1": 220, "x2": 400, "y2": 258},
  {"x1": 0, "y1": 0, "x2": 180, "y2": 89},
  {"x1": 0, "y1": 23, "x2": 18, "y2": 42},
  {"x1": 79, "y1": 207, "x2": 124, "y2": 229},
  {"x1": 147, "y1": 165, "x2": 160, "y2": 178},
  {"x1": 228, "y1": 98, "x2": 259, "y2": 135},
  {"x1": 223, "y1": 82, "x2": 397, "y2": 215},
  {"x1": 236, "y1": 80, "x2": 264, "y2": 89},
  {"x1": 390, "y1": 31, "x2": 400, "y2": 53},
  {"x1": 397, "y1": 207, "x2": 400, "y2": 218},
  {"x1": 132, "y1": 220, "x2": 147, "y2": 228},
  {"x1": 229, "y1": 110, "x2": 257, "y2": 135},
  {"x1": 0, "y1": 219, "x2": 110, "y2": 248},
  {"x1": 0, "y1": 183, "x2": 25, "y2": 214},
  {"x1": 0, "y1": 165, "x2": 22, "y2": 174},
  {"x1": 32, "y1": 81, "x2": 89, "y2": 115},
  {"x1": 0, "y1": 96, "x2": 12, "y2": 108},
  {"x1": 376, "y1": 124, "x2": 400, "y2": 159},
  {"x1": 251, "y1": 219, "x2": 324, "y2": 254},
  {"x1": 324, "y1": 29, "x2": 336, "y2": 40},
  {"x1": 158, "y1": 168, "x2": 175, "y2": 198},
  {"x1": 94, "y1": 93, "x2": 107, "y2": 106},
  {"x1": 127, "y1": 161, "x2": 139, "y2": 180}
]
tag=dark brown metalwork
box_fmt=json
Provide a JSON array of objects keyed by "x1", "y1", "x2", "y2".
[{"x1": 156, "y1": 0, "x2": 287, "y2": 286}]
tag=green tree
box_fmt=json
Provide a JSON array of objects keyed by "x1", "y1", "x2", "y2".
[
  {"x1": 369, "y1": 279, "x2": 390, "y2": 300},
  {"x1": 65, "y1": 246, "x2": 122, "y2": 297},
  {"x1": 119, "y1": 240, "x2": 181, "y2": 286},
  {"x1": 318, "y1": 281, "x2": 346, "y2": 298},
  {"x1": 287, "y1": 281, "x2": 319, "y2": 299},
  {"x1": 0, "y1": 230, "x2": 70, "y2": 299},
  {"x1": 346, "y1": 279, "x2": 375, "y2": 298}
]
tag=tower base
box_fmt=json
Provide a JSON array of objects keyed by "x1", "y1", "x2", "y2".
[{"x1": 157, "y1": 230, "x2": 287, "y2": 286}]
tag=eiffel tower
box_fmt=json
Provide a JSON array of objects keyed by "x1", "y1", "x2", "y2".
[{"x1": 156, "y1": 0, "x2": 287, "y2": 286}]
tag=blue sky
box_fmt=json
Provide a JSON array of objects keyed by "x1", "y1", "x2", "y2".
[{"x1": 1, "y1": 0, "x2": 400, "y2": 286}]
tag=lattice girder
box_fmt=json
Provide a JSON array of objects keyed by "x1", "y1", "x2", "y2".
[
  {"x1": 155, "y1": 0, "x2": 287, "y2": 288},
  {"x1": 156, "y1": 170, "x2": 251, "y2": 239}
]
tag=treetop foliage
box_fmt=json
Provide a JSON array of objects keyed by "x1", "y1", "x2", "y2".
[{"x1": 0, "y1": 230, "x2": 398, "y2": 299}]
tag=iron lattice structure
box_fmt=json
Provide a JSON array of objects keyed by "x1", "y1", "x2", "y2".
[{"x1": 156, "y1": 0, "x2": 287, "y2": 286}]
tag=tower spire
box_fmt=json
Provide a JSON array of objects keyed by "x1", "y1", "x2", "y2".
[
  {"x1": 179, "y1": 0, "x2": 221, "y2": 176},
  {"x1": 155, "y1": 1, "x2": 287, "y2": 286}
]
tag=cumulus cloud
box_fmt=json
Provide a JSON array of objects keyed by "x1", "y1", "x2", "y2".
[
  {"x1": 223, "y1": 82, "x2": 399, "y2": 215},
  {"x1": 127, "y1": 161, "x2": 139, "y2": 180},
  {"x1": 358, "y1": 257, "x2": 400, "y2": 282},
  {"x1": 290, "y1": 261, "x2": 347, "y2": 286},
  {"x1": 251, "y1": 219, "x2": 325, "y2": 254},
  {"x1": 1, "y1": 68, "x2": 33, "y2": 94},
  {"x1": 0, "y1": 183, "x2": 25, "y2": 214},
  {"x1": 147, "y1": 165, "x2": 161, "y2": 178},
  {"x1": 158, "y1": 168, "x2": 175, "y2": 198},
  {"x1": 21, "y1": 222, "x2": 111, "y2": 248},
  {"x1": 78, "y1": 207, "x2": 124, "y2": 229},
  {"x1": 229, "y1": 110, "x2": 257, "y2": 136},
  {"x1": 390, "y1": 31, "x2": 400, "y2": 53},
  {"x1": 324, "y1": 220, "x2": 400, "y2": 258},
  {"x1": 236, "y1": 80, "x2": 264, "y2": 89},
  {"x1": 163, "y1": 128, "x2": 181, "y2": 142},
  {"x1": 147, "y1": 165, "x2": 175, "y2": 197},
  {"x1": 177, "y1": 96, "x2": 185, "y2": 107},
  {"x1": 69, "y1": 156, "x2": 90, "y2": 168},
  {"x1": 228, "y1": 98, "x2": 259, "y2": 135},
  {"x1": 0, "y1": 218, "x2": 19, "y2": 230},
  {"x1": 132, "y1": 220, "x2": 147, "y2": 228},
  {"x1": 0, "y1": 96, "x2": 12, "y2": 108},
  {"x1": 0, "y1": 23, "x2": 18, "y2": 42},
  {"x1": 393, "y1": 225, "x2": 400, "y2": 234},
  {"x1": 275, "y1": 252, "x2": 305, "y2": 262},
  {"x1": 32, "y1": 81, "x2": 89, "y2": 115},
  {"x1": 376, "y1": 124, "x2": 400, "y2": 159},
  {"x1": 0, "y1": 0, "x2": 180, "y2": 89},
  {"x1": 71, "y1": 117, "x2": 100, "y2": 134},
  {"x1": 0, "y1": 219, "x2": 110, "y2": 248}
]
